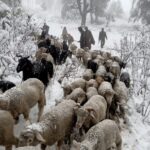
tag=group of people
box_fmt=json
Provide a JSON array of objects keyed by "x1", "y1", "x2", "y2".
[
  {"x1": 78, "y1": 26, "x2": 107, "y2": 49},
  {"x1": 41, "y1": 23, "x2": 108, "y2": 49}
]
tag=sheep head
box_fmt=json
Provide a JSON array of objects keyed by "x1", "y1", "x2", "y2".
[
  {"x1": 71, "y1": 140, "x2": 94, "y2": 150},
  {"x1": 77, "y1": 91, "x2": 86, "y2": 104},
  {"x1": 18, "y1": 129, "x2": 46, "y2": 147},
  {"x1": 96, "y1": 76, "x2": 104, "y2": 85},
  {"x1": 74, "y1": 107, "x2": 88, "y2": 129},
  {"x1": 74, "y1": 107, "x2": 97, "y2": 129}
]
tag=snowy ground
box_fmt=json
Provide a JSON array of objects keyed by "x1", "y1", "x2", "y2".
[{"x1": 0, "y1": 3, "x2": 150, "y2": 150}]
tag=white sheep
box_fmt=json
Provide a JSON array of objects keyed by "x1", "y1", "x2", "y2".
[
  {"x1": 95, "y1": 65, "x2": 106, "y2": 85},
  {"x1": 70, "y1": 78, "x2": 86, "y2": 91},
  {"x1": 83, "y1": 69, "x2": 93, "y2": 81},
  {"x1": 86, "y1": 79, "x2": 99, "y2": 90},
  {"x1": 71, "y1": 119, "x2": 122, "y2": 150},
  {"x1": 0, "y1": 110, "x2": 18, "y2": 150},
  {"x1": 66, "y1": 88, "x2": 86, "y2": 104},
  {"x1": 86, "y1": 87, "x2": 98, "y2": 99},
  {"x1": 0, "y1": 78, "x2": 45, "y2": 123},
  {"x1": 69, "y1": 43, "x2": 78, "y2": 55},
  {"x1": 98, "y1": 81, "x2": 115, "y2": 118},
  {"x1": 93, "y1": 55, "x2": 105, "y2": 65},
  {"x1": 109, "y1": 61, "x2": 121, "y2": 78},
  {"x1": 76, "y1": 48, "x2": 85, "y2": 61},
  {"x1": 74, "y1": 95, "x2": 107, "y2": 131},
  {"x1": 113, "y1": 79, "x2": 128, "y2": 120},
  {"x1": 18, "y1": 100, "x2": 78, "y2": 150},
  {"x1": 82, "y1": 51, "x2": 91, "y2": 66}
]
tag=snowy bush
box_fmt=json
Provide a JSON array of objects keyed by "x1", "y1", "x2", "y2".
[{"x1": 114, "y1": 26, "x2": 150, "y2": 123}]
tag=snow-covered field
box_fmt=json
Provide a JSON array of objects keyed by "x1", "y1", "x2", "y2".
[{"x1": 0, "y1": 1, "x2": 150, "y2": 150}]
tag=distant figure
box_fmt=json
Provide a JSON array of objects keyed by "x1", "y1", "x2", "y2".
[
  {"x1": 84, "y1": 26, "x2": 95, "y2": 49},
  {"x1": 41, "y1": 23, "x2": 49, "y2": 39},
  {"x1": 67, "y1": 33, "x2": 74, "y2": 46},
  {"x1": 62, "y1": 26, "x2": 68, "y2": 42},
  {"x1": 2, "y1": 20, "x2": 6, "y2": 30},
  {"x1": 78, "y1": 26, "x2": 85, "y2": 49},
  {"x1": 99, "y1": 28, "x2": 107, "y2": 48}
]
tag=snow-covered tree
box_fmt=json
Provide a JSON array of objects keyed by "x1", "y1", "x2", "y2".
[
  {"x1": 106, "y1": 0, "x2": 124, "y2": 18},
  {"x1": 131, "y1": 0, "x2": 150, "y2": 24}
]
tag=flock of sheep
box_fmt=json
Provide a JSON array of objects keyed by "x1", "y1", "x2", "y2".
[{"x1": 0, "y1": 36, "x2": 130, "y2": 150}]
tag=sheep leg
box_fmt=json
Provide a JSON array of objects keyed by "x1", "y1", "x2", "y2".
[
  {"x1": 37, "y1": 103, "x2": 44, "y2": 122},
  {"x1": 57, "y1": 140, "x2": 63, "y2": 150},
  {"x1": 41, "y1": 144, "x2": 47, "y2": 150},
  {"x1": 106, "y1": 105, "x2": 110, "y2": 119},
  {"x1": 23, "y1": 111, "x2": 31, "y2": 125},
  {"x1": 116, "y1": 140, "x2": 122, "y2": 150},
  {"x1": 37, "y1": 94, "x2": 46, "y2": 122},
  {"x1": 5, "y1": 145, "x2": 12, "y2": 150}
]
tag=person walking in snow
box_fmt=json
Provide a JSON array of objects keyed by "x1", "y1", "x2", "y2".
[
  {"x1": 41, "y1": 23, "x2": 49, "y2": 39},
  {"x1": 2, "y1": 20, "x2": 6, "y2": 30},
  {"x1": 78, "y1": 26, "x2": 86, "y2": 49},
  {"x1": 99, "y1": 28, "x2": 107, "y2": 48},
  {"x1": 84, "y1": 26, "x2": 95, "y2": 49},
  {"x1": 62, "y1": 26, "x2": 68, "y2": 42}
]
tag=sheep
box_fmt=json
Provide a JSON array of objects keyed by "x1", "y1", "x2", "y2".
[
  {"x1": 76, "y1": 48, "x2": 85, "y2": 61},
  {"x1": 90, "y1": 51, "x2": 100, "y2": 60},
  {"x1": 71, "y1": 119, "x2": 122, "y2": 150},
  {"x1": 104, "y1": 72, "x2": 115, "y2": 86},
  {"x1": 66, "y1": 88, "x2": 86, "y2": 104},
  {"x1": 0, "y1": 80, "x2": 16, "y2": 93},
  {"x1": 100, "y1": 51, "x2": 112, "y2": 61},
  {"x1": 86, "y1": 87, "x2": 98, "y2": 99},
  {"x1": 70, "y1": 78, "x2": 86, "y2": 91},
  {"x1": 95, "y1": 65, "x2": 106, "y2": 85},
  {"x1": 82, "y1": 51, "x2": 91, "y2": 66},
  {"x1": 0, "y1": 110, "x2": 18, "y2": 150},
  {"x1": 86, "y1": 79, "x2": 99, "y2": 90},
  {"x1": 18, "y1": 100, "x2": 78, "y2": 150},
  {"x1": 113, "y1": 79, "x2": 128, "y2": 120},
  {"x1": 74, "y1": 95, "x2": 107, "y2": 132},
  {"x1": 35, "y1": 47, "x2": 47, "y2": 61},
  {"x1": 69, "y1": 43, "x2": 77, "y2": 55},
  {"x1": 63, "y1": 84, "x2": 72, "y2": 97},
  {"x1": 98, "y1": 81, "x2": 115, "y2": 118},
  {"x1": 83, "y1": 69, "x2": 93, "y2": 81},
  {"x1": 0, "y1": 78, "x2": 45, "y2": 123},
  {"x1": 111, "y1": 56, "x2": 126, "y2": 69},
  {"x1": 120, "y1": 72, "x2": 130, "y2": 88},
  {"x1": 109, "y1": 61, "x2": 121, "y2": 78},
  {"x1": 93, "y1": 55, "x2": 105, "y2": 65},
  {"x1": 87, "y1": 60, "x2": 99, "y2": 73},
  {"x1": 104, "y1": 59, "x2": 113, "y2": 72},
  {"x1": 40, "y1": 53, "x2": 54, "y2": 65}
]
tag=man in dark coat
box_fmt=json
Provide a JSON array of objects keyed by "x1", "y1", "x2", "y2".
[
  {"x1": 84, "y1": 27, "x2": 95, "y2": 49},
  {"x1": 78, "y1": 26, "x2": 85, "y2": 49},
  {"x1": 41, "y1": 23, "x2": 49, "y2": 39},
  {"x1": 99, "y1": 28, "x2": 107, "y2": 48}
]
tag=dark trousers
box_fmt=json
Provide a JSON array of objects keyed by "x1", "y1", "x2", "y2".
[{"x1": 101, "y1": 39, "x2": 105, "y2": 48}]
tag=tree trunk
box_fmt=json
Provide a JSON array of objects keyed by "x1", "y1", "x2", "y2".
[
  {"x1": 77, "y1": 0, "x2": 89, "y2": 26},
  {"x1": 81, "y1": 12, "x2": 87, "y2": 26},
  {"x1": 90, "y1": 0, "x2": 94, "y2": 24}
]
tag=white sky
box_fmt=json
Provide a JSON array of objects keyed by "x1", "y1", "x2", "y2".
[
  {"x1": 110, "y1": 0, "x2": 132, "y2": 15},
  {"x1": 120, "y1": 0, "x2": 132, "y2": 13}
]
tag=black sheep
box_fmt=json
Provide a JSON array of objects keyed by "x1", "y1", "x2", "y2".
[
  {"x1": 87, "y1": 60, "x2": 98, "y2": 73},
  {"x1": 0, "y1": 81, "x2": 16, "y2": 93},
  {"x1": 120, "y1": 72, "x2": 130, "y2": 88},
  {"x1": 16, "y1": 56, "x2": 54, "y2": 88}
]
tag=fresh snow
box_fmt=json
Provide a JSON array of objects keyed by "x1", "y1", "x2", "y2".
[{"x1": 0, "y1": 1, "x2": 150, "y2": 150}]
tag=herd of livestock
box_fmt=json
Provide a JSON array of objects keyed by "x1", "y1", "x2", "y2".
[{"x1": 0, "y1": 34, "x2": 130, "y2": 150}]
